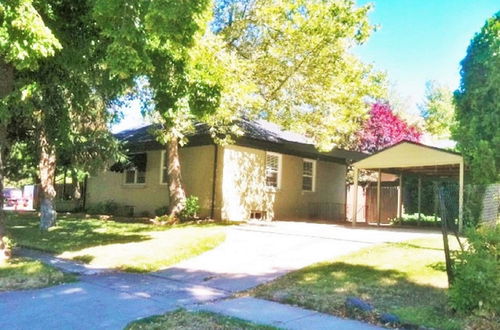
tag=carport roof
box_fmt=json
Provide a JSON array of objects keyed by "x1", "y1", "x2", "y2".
[{"x1": 352, "y1": 141, "x2": 463, "y2": 178}]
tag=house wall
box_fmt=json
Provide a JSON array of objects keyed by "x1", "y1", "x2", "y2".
[
  {"x1": 86, "y1": 145, "x2": 215, "y2": 217},
  {"x1": 219, "y1": 145, "x2": 346, "y2": 221}
]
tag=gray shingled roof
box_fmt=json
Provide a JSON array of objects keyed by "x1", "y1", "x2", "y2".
[{"x1": 115, "y1": 119, "x2": 367, "y2": 163}]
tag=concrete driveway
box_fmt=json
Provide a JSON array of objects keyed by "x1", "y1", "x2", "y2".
[
  {"x1": 0, "y1": 221, "x2": 439, "y2": 329},
  {"x1": 154, "y1": 221, "x2": 440, "y2": 292}
]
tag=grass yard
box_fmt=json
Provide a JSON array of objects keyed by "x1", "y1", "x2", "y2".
[
  {"x1": 126, "y1": 309, "x2": 277, "y2": 330},
  {"x1": 0, "y1": 258, "x2": 75, "y2": 291},
  {"x1": 6, "y1": 212, "x2": 227, "y2": 273},
  {"x1": 252, "y1": 236, "x2": 464, "y2": 330}
]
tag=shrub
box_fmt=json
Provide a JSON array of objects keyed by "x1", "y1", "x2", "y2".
[
  {"x1": 139, "y1": 211, "x2": 150, "y2": 218},
  {"x1": 449, "y1": 224, "x2": 500, "y2": 318},
  {"x1": 179, "y1": 195, "x2": 200, "y2": 222},
  {"x1": 154, "y1": 206, "x2": 169, "y2": 216},
  {"x1": 103, "y1": 200, "x2": 120, "y2": 214},
  {"x1": 390, "y1": 213, "x2": 441, "y2": 227},
  {"x1": 1, "y1": 236, "x2": 15, "y2": 258},
  {"x1": 86, "y1": 202, "x2": 105, "y2": 215},
  {"x1": 86, "y1": 200, "x2": 120, "y2": 215}
]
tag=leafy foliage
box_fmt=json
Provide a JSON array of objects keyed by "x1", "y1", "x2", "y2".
[
  {"x1": 86, "y1": 200, "x2": 121, "y2": 216},
  {"x1": 214, "y1": 0, "x2": 386, "y2": 150},
  {"x1": 0, "y1": 0, "x2": 61, "y2": 70},
  {"x1": 449, "y1": 224, "x2": 500, "y2": 318},
  {"x1": 93, "y1": 0, "x2": 227, "y2": 139},
  {"x1": 391, "y1": 213, "x2": 441, "y2": 227},
  {"x1": 356, "y1": 102, "x2": 422, "y2": 153},
  {"x1": 154, "y1": 206, "x2": 170, "y2": 217},
  {"x1": 453, "y1": 12, "x2": 499, "y2": 185},
  {"x1": 419, "y1": 81, "x2": 455, "y2": 138},
  {"x1": 179, "y1": 195, "x2": 200, "y2": 221}
]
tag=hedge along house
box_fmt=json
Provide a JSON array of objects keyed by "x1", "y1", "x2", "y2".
[
  {"x1": 350, "y1": 141, "x2": 465, "y2": 230},
  {"x1": 86, "y1": 119, "x2": 366, "y2": 221}
]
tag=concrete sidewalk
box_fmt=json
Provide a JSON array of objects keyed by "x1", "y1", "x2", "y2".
[{"x1": 194, "y1": 297, "x2": 382, "y2": 330}]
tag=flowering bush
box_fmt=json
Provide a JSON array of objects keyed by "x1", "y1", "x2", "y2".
[{"x1": 356, "y1": 102, "x2": 422, "y2": 153}]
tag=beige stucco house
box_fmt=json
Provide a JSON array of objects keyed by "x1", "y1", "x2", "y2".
[{"x1": 86, "y1": 120, "x2": 365, "y2": 221}]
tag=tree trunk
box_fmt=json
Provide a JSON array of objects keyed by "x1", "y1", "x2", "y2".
[
  {"x1": 71, "y1": 169, "x2": 81, "y2": 200},
  {"x1": 38, "y1": 127, "x2": 57, "y2": 230},
  {"x1": 0, "y1": 58, "x2": 14, "y2": 259},
  {"x1": 0, "y1": 125, "x2": 8, "y2": 259},
  {"x1": 166, "y1": 136, "x2": 186, "y2": 217}
]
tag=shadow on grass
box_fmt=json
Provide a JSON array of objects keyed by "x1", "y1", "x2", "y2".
[
  {"x1": 254, "y1": 262, "x2": 461, "y2": 330},
  {"x1": 5, "y1": 213, "x2": 154, "y2": 254},
  {"x1": 388, "y1": 242, "x2": 445, "y2": 251}
]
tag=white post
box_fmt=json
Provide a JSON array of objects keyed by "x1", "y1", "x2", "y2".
[
  {"x1": 377, "y1": 169, "x2": 381, "y2": 226},
  {"x1": 459, "y1": 160, "x2": 464, "y2": 232},
  {"x1": 352, "y1": 167, "x2": 359, "y2": 227},
  {"x1": 397, "y1": 173, "x2": 403, "y2": 218},
  {"x1": 418, "y1": 176, "x2": 422, "y2": 225}
]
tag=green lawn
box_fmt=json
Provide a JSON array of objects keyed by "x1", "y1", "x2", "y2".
[
  {"x1": 126, "y1": 309, "x2": 277, "y2": 330},
  {"x1": 252, "y1": 236, "x2": 464, "y2": 330},
  {"x1": 6, "y1": 212, "x2": 227, "y2": 272},
  {"x1": 0, "y1": 258, "x2": 75, "y2": 291}
]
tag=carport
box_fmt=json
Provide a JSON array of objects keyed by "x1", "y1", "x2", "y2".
[{"x1": 351, "y1": 141, "x2": 464, "y2": 230}]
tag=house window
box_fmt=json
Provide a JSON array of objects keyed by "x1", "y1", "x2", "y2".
[
  {"x1": 124, "y1": 168, "x2": 146, "y2": 184},
  {"x1": 160, "y1": 151, "x2": 168, "y2": 184},
  {"x1": 265, "y1": 152, "x2": 281, "y2": 189},
  {"x1": 123, "y1": 153, "x2": 147, "y2": 184},
  {"x1": 302, "y1": 159, "x2": 316, "y2": 192}
]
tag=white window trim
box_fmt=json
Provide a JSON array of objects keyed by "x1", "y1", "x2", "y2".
[
  {"x1": 123, "y1": 152, "x2": 146, "y2": 185},
  {"x1": 302, "y1": 159, "x2": 316, "y2": 192},
  {"x1": 265, "y1": 152, "x2": 282, "y2": 190},
  {"x1": 160, "y1": 150, "x2": 168, "y2": 185}
]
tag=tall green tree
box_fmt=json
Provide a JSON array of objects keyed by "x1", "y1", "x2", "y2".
[
  {"x1": 93, "y1": 0, "x2": 232, "y2": 216},
  {"x1": 214, "y1": 0, "x2": 386, "y2": 150},
  {"x1": 0, "y1": 0, "x2": 60, "y2": 254},
  {"x1": 2, "y1": 1, "x2": 125, "y2": 231},
  {"x1": 419, "y1": 80, "x2": 455, "y2": 138},
  {"x1": 24, "y1": 1, "x2": 126, "y2": 229},
  {"x1": 453, "y1": 12, "x2": 499, "y2": 185}
]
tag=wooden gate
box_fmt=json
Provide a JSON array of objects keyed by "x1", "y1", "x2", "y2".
[{"x1": 365, "y1": 186, "x2": 398, "y2": 224}]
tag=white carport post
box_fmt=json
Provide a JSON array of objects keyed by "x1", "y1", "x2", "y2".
[
  {"x1": 377, "y1": 169, "x2": 381, "y2": 226},
  {"x1": 397, "y1": 173, "x2": 403, "y2": 218},
  {"x1": 417, "y1": 177, "x2": 422, "y2": 225},
  {"x1": 458, "y1": 160, "x2": 464, "y2": 232},
  {"x1": 352, "y1": 167, "x2": 359, "y2": 227}
]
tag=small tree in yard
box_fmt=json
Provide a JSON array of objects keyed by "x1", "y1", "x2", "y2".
[
  {"x1": 355, "y1": 102, "x2": 422, "y2": 153},
  {"x1": 0, "y1": 0, "x2": 61, "y2": 254}
]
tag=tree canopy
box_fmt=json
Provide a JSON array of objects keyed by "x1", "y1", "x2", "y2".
[
  {"x1": 214, "y1": 0, "x2": 386, "y2": 150},
  {"x1": 419, "y1": 81, "x2": 455, "y2": 138},
  {"x1": 453, "y1": 11, "x2": 499, "y2": 184}
]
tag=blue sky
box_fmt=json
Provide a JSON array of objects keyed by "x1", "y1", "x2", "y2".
[
  {"x1": 355, "y1": 0, "x2": 498, "y2": 114},
  {"x1": 112, "y1": 0, "x2": 499, "y2": 132}
]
